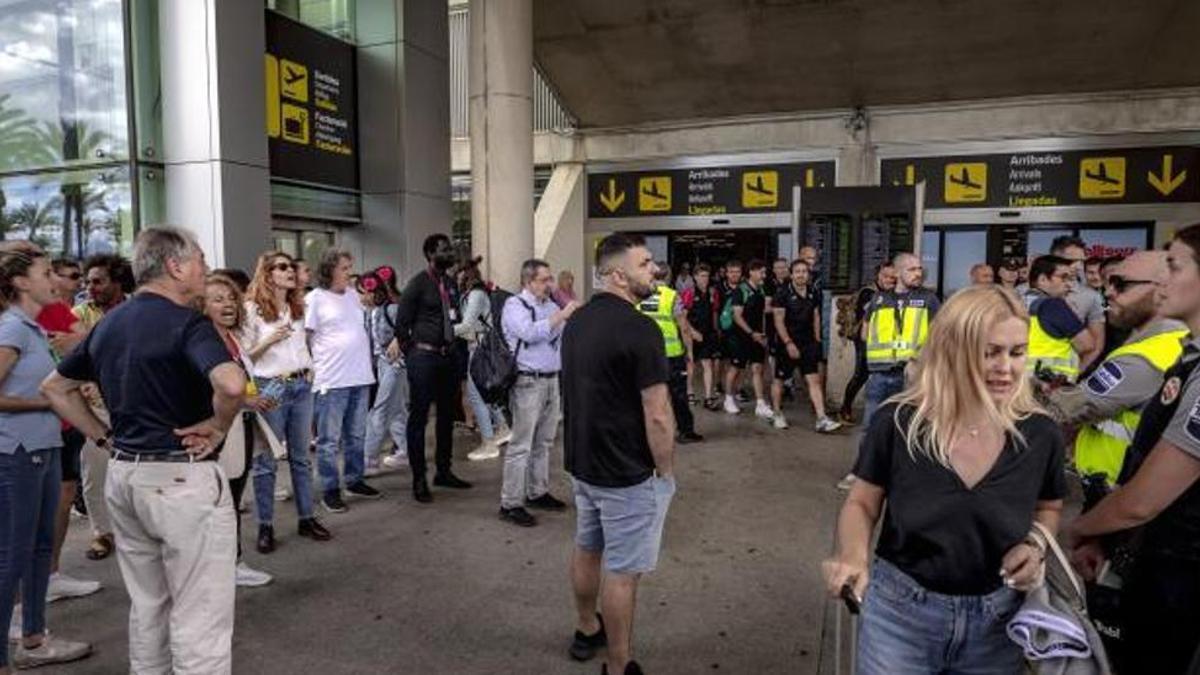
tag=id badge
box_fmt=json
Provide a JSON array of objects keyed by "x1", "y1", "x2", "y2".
[{"x1": 449, "y1": 308, "x2": 459, "y2": 322}]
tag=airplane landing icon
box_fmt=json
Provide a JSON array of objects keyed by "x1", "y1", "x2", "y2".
[
  {"x1": 1083, "y1": 162, "x2": 1121, "y2": 185},
  {"x1": 943, "y1": 162, "x2": 987, "y2": 203},
  {"x1": 948, "y1": 166, "x2": 983, "y2": 191},
  {"x1": 637, "y1": 176, "x2": 672, "y2": 212},
  {"x1": 642, "y1": 182, "x2": 669, "y2": 201},
  {"x1": 745, "y1": 174, "x2": 775, "y2": 197},
  {"x1": 1079, "y1": 157, "x2": 1126, "y2": 199}
]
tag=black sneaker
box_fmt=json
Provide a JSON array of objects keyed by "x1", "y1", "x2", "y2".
[
  {"x1": 569, "y1": 613, "x2": 607, "y2": 661},
  {"x1": 321, "y1": 491, "x2": 348, "y2": 514},
  {"x1": 601, "y1": 661, "x2": 644, "y2": 675},
  {"x1": 498, "y1": 506, "x2": 537, "y2": 527},
  {"x1": 297, "y1": 517, "x2": 332, "y2": 541},
  {"x1": 525, "y1": 493, "x2": 567, "y2": 511},
  {"x1": 433, "y1": 472, "x2": 473, "y2": 489},
  {"x1": 345, "y1": 481, "x2": 382, "y2": 500},
  {"x1": 677, "y1": 431, "x2": 704, "y2": 444}
]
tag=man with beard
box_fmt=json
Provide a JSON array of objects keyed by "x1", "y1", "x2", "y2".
[
  {"x1": 395, "y1": 234, "x2": 473, "y2": 503},
  {"x1": 1042, "y1": 251, "x2": 1187, "y2": 488},
  {"x1": 563, "y1": 234, "x2": 675, "y2": 675}
]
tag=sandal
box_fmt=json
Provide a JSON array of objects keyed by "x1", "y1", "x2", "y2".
[{"x1": 85, "y1": 533, "x2": 114, "y2": 561}]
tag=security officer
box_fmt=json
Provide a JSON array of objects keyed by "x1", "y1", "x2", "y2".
[
  {"x1": 640, "y1": 265, "x2": 703, "y2": 444},
  {"x1": 1023, "y1": 255, "x2": 1095, "y2": 382},
  {"x1": 862, "y1": 252, "x2": 940, "y2": 427},
  {"x1": 1067, "y1": 225, "x2": 1200, "y2": 675},
  {"x1": 1041, "y1": 252, "x2": 1186, "y2": 488}
]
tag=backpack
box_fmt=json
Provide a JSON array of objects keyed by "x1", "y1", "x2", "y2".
[
  {"x1": 718, "y1": 284, "x2": 744, "y2": 332},
  {"x1": 468, "y1": 289, "x2": 533, "y2": 405}
]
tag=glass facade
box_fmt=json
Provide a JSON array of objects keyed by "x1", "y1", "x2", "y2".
[
  {"x1": 266, "y1": 0, "x2": 356, "y2": 42},
  {"x1": 0, "y1": 0, "x2": 161, "y2": 256}
]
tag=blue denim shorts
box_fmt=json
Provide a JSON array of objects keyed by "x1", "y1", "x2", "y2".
[{"x1": 573, "y1": 475, "x2": 676, "y2": 575}]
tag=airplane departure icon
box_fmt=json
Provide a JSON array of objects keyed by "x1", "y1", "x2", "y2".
[
  {"x1": 947, "y1": 166, "x2": 983, "y2": 191},
  {"x1": 284, "y1": 66, "x2": 305, "y2": 86},
  {"x1": 744, "y1": 174, "x2": 775, "y2": 197},
  {"x1": 1084, "y1": 162, "x2": 1121, "y2": 185},
  {"x1": 642, "y1": 181, "x2": 669, "y2": 201}
]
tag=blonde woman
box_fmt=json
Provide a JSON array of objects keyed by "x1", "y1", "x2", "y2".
[{"x1": 823, "y1": 285, "x2": 1066, "y2": 673}]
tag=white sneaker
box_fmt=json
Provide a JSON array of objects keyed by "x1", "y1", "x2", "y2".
[
  {"x1": 467, "y1": 441, "x2": 500, "y2": 461},
  {"x1": 274, "y1": 486, "x2": 291, "y2": 502},
  {"x1": 9, "y1": 603, "x2": 21, "y2": 641},
  {"x1": 723, "y1": 395, "x2": 740, "y2": 415},
  {"x1": 382, "y1": 453, "x2": 408, "y2": 470},
  {"x1": 772, "y1": 413, "x2": 789, "y2": 430},
  {"x1": 816, "y1": 417, "x2": 844, "y2": 434},
  {"x1": 11, "y1": 634, "x2": 92, "y2": 668},
  {"x1": 46, "y1": 572, "x2": 101, "y2": 603},
  {"x1": 755, "y1": 400, "x2": 774, "y2": 420},
  {"x1": 235, "y1": 562, "x2": 274, "y2": 588},
  {"x1": 836, "y1": 473, "x2": 857, "y2": 491},
  {"x1": 493, "y1": 426, "x2": 514, "y2": 446}
]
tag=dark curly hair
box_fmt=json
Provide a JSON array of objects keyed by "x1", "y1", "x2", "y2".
[{"x1": 83, "y1": 253, "x2": 135, "y2": 293}]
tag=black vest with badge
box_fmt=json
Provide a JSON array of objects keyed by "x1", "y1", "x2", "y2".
[{"x1": 1120, "y1": 346, "x2": 1200, "y2": 561}]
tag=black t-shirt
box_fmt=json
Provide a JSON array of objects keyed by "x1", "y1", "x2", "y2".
[
  {"x1": 396, "y1": 268, "x2": 455, "y2": 349},
  {"x1": 854, "y1": 402, "x2": 1067, "y2": 595},
  {"x1": 776, "y1": 284, "x2": 818, "y2": 346},
  {"x1": 562, "y1": 292, "x2": 669, "y2": 487},
  {"x1": 731, "y1": 283, "x2": 766, "y2": 336},
  {"x1": 686, "y1": 284, "x2": 717, "y2": 334},
  {"x1": 57, "y1": 293, "x2": 233, "y2": 454}
]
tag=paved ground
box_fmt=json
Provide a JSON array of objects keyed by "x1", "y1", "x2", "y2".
[{"x1": 39, "y1": 400, "x2": 857, "y2": 674}]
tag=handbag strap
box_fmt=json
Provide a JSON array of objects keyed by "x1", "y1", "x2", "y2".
[{"x1": 1030, "y1": 520, "x2": 1083, "y2": 598}]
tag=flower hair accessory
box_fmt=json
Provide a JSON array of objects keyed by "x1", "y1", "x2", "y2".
[
  {"x1": 361, "y1": 275, "x2": 379, "y2": 292},
  {"x1": 375, "y1": 266, "x2": 393, "y2": 281}
]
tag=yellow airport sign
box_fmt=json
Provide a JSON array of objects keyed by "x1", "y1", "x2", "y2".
[
  {"x1": 944, "y1": 163, "x2": 987, "y2": 203},
  {"x1": 742, "y1": 171, "x2": 778, "y2": 208},
  {"x1": 1079, "y1": 157, "x2": 1126, "y2": 199},
  {"x1": 280, "y1": 59, "x2": 308, "y2": 103},
  {"x1": 281, "y1": 104, "x2": 309, "y2": 145},
  {"x1": 265, "y1": 55, "x2": 280, "y2": 138},
  {"x1": 638, "y1": 176, "x2": 671, "y2": 212}
]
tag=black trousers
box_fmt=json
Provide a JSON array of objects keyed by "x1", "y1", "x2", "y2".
[
  {"x1": 669, "y1": 356, "x2": 694, "y2": 435},
  {"x1": 405, "y1": 350, "x2": 457, "y2": 481},
  {"x1": 841, "y1": 338, "x2": 868, "y2": 414},
  {"x1": 1121, "y1": 553, "x2": 1200, "y2": 675}
]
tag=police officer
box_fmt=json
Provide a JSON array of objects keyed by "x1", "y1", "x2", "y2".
[
  {"x1": 1067, "y1": 224, "x2": 1200, "y2": 675},
  {"x1": 1023, "y1": 255, "x2": 1095, "y2": 382},
  {"x1": 640, "y1": 265, "x2": 703, "y2": 444},
  {"x1": 1041, "y1": 252, "x2": 1186, "y2": 488}
]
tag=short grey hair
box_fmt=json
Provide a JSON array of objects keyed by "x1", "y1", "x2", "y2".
[
  {"x1": 893, "y1": 252, "x2": 918, "y2": 268},
  {"x1": 520, "y1": 258, "x2": 550, "y2": 286},
  {"x1": 133, "y1": 227, "x2": 201, "y2": 287}
]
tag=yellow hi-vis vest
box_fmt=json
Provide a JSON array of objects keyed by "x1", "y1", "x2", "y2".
[
  {"x1": 1073, "y1": 327, "x2": 1188, "y2": 485},
  {"x1": 1024, "y1": 296, "x2": 1080, "y2": 381},
  {"x1": 866, "y1": 292, "x2": 932, "y2": 368},
  {"x1": 640, "y1": 285, "x2": 684, "y2": 358}
]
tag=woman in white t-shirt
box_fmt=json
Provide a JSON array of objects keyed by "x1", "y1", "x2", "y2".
[{"x1": 241, "y1": 252, "x2": 330, "y2": 554}]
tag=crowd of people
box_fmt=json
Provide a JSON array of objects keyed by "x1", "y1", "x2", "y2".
[{"x1": 5, "y1": 222, "x2": 1200, "y2": 673}]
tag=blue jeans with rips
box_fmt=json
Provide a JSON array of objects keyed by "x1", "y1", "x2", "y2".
[
  {"x1": 0, "y1": 446, "x2": 61, "y2": 665},
  {"x1": 253, "y1": 377, "x2": 316, "y2": 525},
  {"x1": 857, "y1": 557, "x2": 1024, "y2": 675},
  {"x1": 314, "y1": 385, "x2": 370, "y2": 495}
]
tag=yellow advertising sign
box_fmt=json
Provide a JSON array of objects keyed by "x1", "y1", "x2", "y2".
[
  {"x1": 638, "y1": 176, "x2": 671, "y2": 212},
  {"x1": 281, "y1": 104, "x2": 309, "y2": 145},
  {"x1": 1079, "y1": 157, "x2": 1126, "y2": 199},
  {"x1": 280, "y1": 59, "x2": 308, "y2": 103},
  {"x1": 741, "y1": 171, "x2": 778, "y2": 208},
  {"x1": 944, "y1": 163, "x2": 987, "y2": 203}
]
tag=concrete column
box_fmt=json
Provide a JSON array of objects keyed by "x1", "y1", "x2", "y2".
[
  {"x1": 469, "y1": 0, "x2": 533, "y2": 290},
  {"x1": 354, "y1": 0, "x2": 451, "y2": 275},
  {"x1": 534, "y1": 161, "x2": 585, "y2": 281},
  {"x1": 158, "y1": 0, "x2": 271, "y2": 271}
]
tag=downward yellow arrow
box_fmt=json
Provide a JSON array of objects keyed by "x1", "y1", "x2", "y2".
[
  {"x1": 1149, "y1": 154, "x2": 1187, "y2": 196},
  {"x1": 598, "y1": 178, "x2": 625, "y2": 212}
]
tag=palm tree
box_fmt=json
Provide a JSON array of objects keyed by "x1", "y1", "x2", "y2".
[
  {"x1": 32, "y1": 120, "x2": 113, "y2": 254},
  {"x1": 9, "y1": 201, "x2": 62, "y2": 250},
  {"x1": 0, "y1": 95, "x2": 54, "y2": 239}
]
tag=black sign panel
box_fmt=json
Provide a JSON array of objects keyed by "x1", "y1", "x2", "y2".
[
  {"x1": 881, "y1": 146, "x2": 1200, "y2": 209},
  {"x1": 265, "y1": 11, "x2": 359, "y2": 189},
  {"x1": 588, "y1": 162, "x2": 836, "y2": 218}
]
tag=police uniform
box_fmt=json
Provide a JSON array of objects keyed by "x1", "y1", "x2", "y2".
[
  {"x1": 863, "y1": 287, "x2": 940, "y2": 425},
  {"x1": 639, "y1": 284, "x2": 695, "y2": 437},
  {"x1": 1111, "y1": 334, "x2": 1200, "y2": 675},
  {"x1": 1023, "y1": 289, "x2": 1083, "y2": 381},
  {"x1": 1046, "y1": 318, "x2": 1188, "y2": 486}
]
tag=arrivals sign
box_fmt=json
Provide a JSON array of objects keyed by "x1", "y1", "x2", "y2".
[
  {"x1": 881, "y1": 146, "x2": 1200, "y2": 209},
  {"x1": 265, "y1": 11, "x2": 359, "y2": 189},
  {"x1": 587, "y1": 161, "x2": 836, "y2": 218}
]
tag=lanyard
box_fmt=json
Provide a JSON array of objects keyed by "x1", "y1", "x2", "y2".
[{"x1": 427, "y1": 267, "x2": 450, "y2": 307}]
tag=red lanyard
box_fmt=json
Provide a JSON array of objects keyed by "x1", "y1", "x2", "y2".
[{"x1": 427, "y1": 267, "x2": 450, "y2": 307}]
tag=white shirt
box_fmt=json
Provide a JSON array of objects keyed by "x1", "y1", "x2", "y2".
[
  {"x1": 304, "y1": 288, "x2": 375, "y2": 392},
  {"x1": 239, "y1": 301, "x2": 313, "y2": 378}
]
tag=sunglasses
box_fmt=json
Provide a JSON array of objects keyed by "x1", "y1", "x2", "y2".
[
  {"x1": 1105, "y1": 275, "x2": 1156, "y2": 294},
  {"x1": 60, "y1": 271, "x2": 82, "y2": 280},
  {"x1": 271, "y1": 262, "x2": 295, "y2": 272}
]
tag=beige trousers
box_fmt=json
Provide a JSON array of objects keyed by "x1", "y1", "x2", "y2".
[
  {"x1": 81, "y1": 407, "x2": 113, "y2": 536},
  {"x1": 106, "y1": 459, "x2": 236, "y2": 675}
]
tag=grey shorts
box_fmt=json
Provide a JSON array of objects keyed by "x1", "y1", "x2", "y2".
[{"x1": 573, "y1": 475, "x2": 676, "y2": 575}]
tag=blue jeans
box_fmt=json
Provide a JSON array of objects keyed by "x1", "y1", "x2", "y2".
[
  {"x1": 364, "y1": 357, "x2": 408, "y2": 462},
  {"x1": 253, "y1": 377, "x2": 316, "y2": 524},
  {"x1": 864, "y1": 370, "x2": 906, "y2": 428},
  {"x1": 573, "y1": 475, "x2": 676, "y2": 575},
  {"x1": 0, "y1": 446, "x2": 61, "y2": 665},
  {"x1": 858, "y1": 557, "x2": 1024, "y2": 675},
  {"x1": 465, "y1": 372, "x2": 502, "y2": 440},
  {"x1": 314, "y1": 385, "x2": 369, "y2": 494}
]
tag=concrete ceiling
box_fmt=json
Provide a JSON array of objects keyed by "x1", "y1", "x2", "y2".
[{"x1": 533, "y1": 0, "x2": 1200, "y2": 128}]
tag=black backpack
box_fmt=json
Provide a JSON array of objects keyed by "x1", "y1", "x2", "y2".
[{"x1": 468, "y1": 289, "x2": 533, "y2": 405}]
